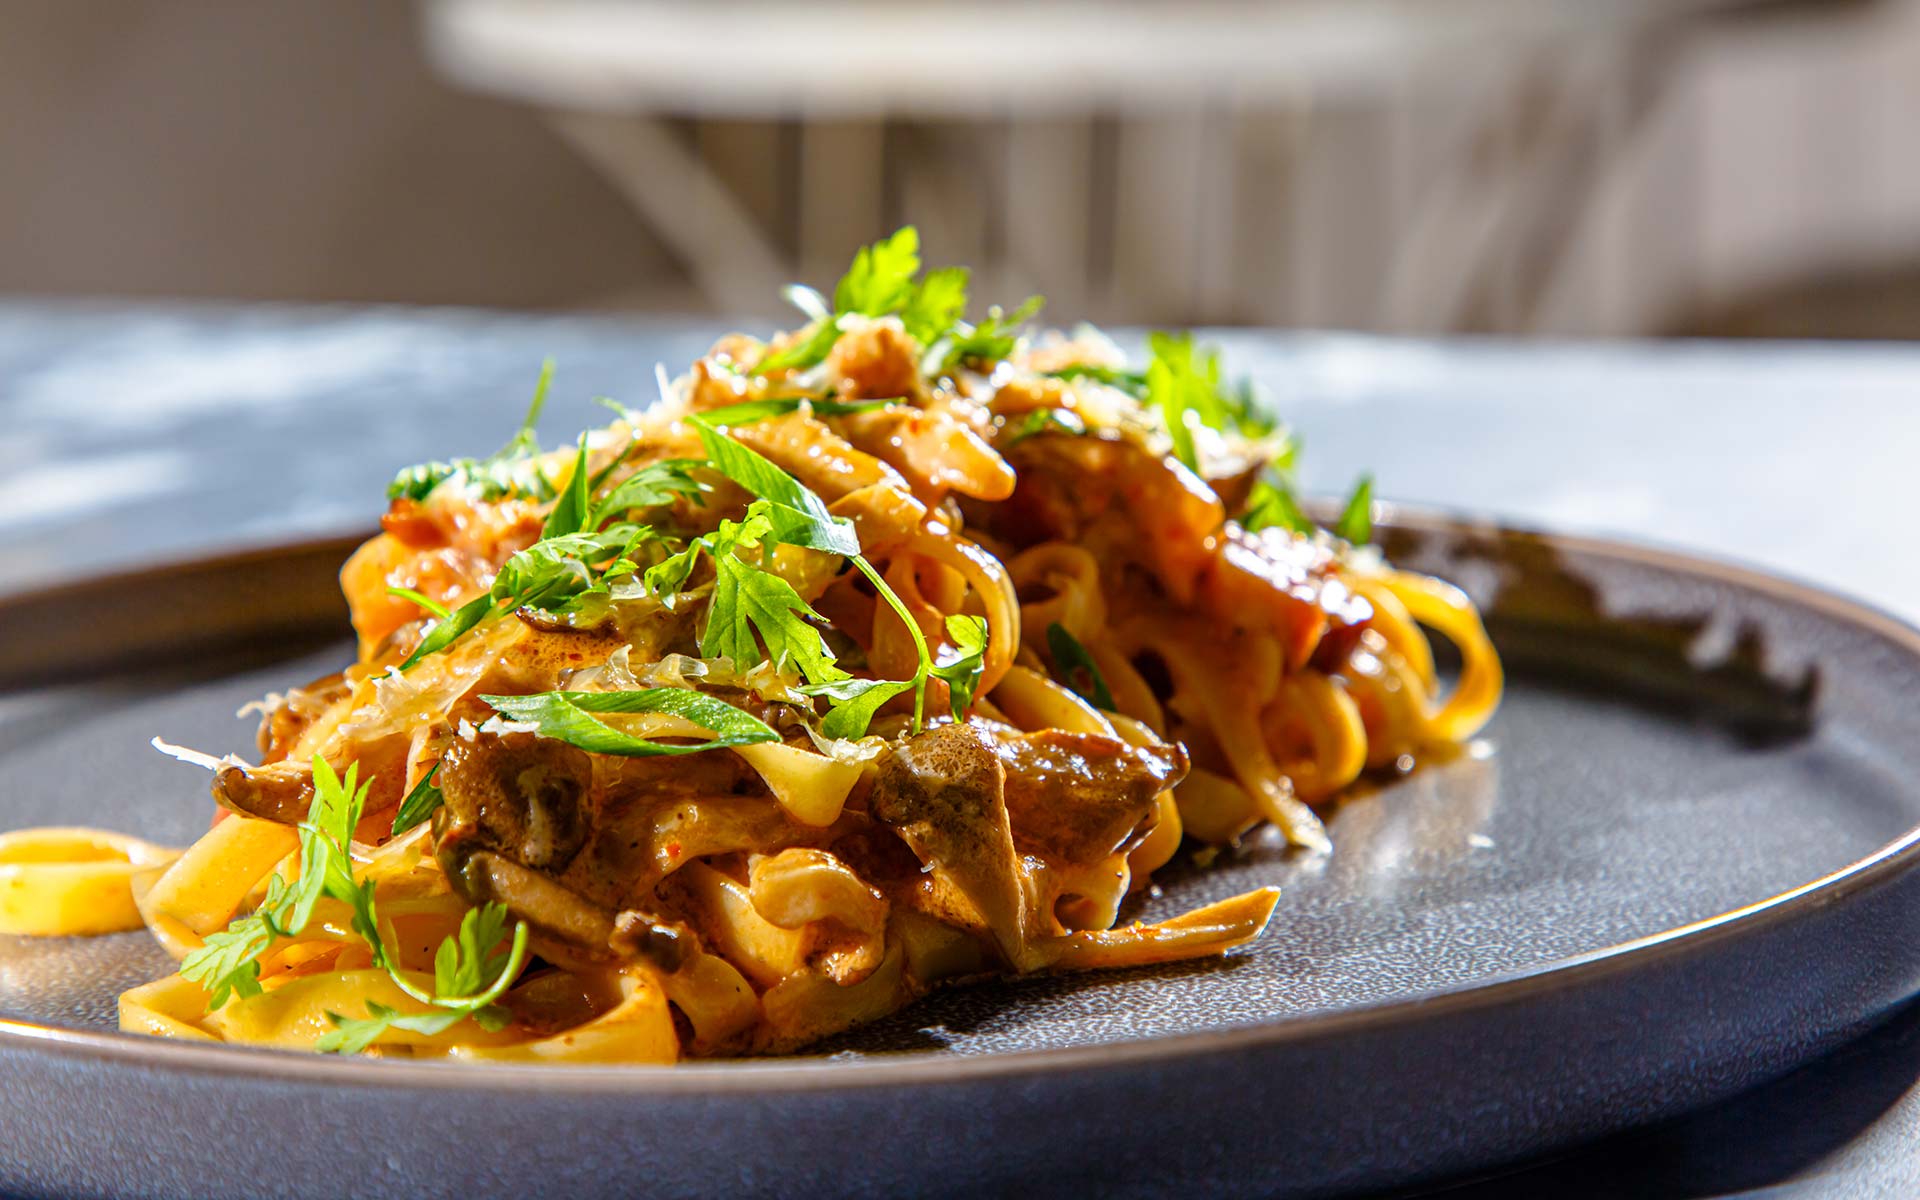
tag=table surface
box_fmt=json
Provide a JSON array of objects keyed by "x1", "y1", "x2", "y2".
[{"x1": 2, "y1": 299, "x2": 1917, "y2": 1198}]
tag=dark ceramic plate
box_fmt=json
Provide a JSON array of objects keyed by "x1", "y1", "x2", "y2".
[{"x1": 4, "y1": 513, "x2": 1920, "y2": 1200}]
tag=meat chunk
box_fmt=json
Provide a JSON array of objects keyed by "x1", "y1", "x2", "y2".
[
  {"x1": 985, "y1": 433, "x2": 1223, "y2": 604},
  {"x1": 213, "y1": 759, "x2": 314, "y2": 825},
  {"x1": 977, "y1": 432, "x2": 1372, "y2": 671},
  {"x1": 435, "y1": 730, "x2": 854, "y2": 959},
  {"x1": 868, "y1": 723, "x2": 1030, "y2": 963},
  {"x1": 993, "y1": 730, "x2": 1187, "y2": 864},
  {"x1": 437, "y1": 732, "x2": 595, "y2": 872}
]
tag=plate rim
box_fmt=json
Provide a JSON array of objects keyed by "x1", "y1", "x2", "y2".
[{"x1": 5, "y1": 512, "x2": 1919, "y2": 1095}]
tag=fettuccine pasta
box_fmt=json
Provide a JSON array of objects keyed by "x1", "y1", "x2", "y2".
[{"x1": 4, "y1": 229, "x2": 1500, "y2": 1060}]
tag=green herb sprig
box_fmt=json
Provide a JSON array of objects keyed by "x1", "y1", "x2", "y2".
[
  {"x1": 754, "y1": 227, "x2": 1038, "y2": 378},
  {"x1": 1046, "y1": 622, "x2": 1115, "y2": 711},
  {"x1": 388, "y1": 361, "x2": 557, "y2": 503},
  {"x1": 182, "y1": 756, "x2": 531, "y2": 1053},
  {"x1": 480, "y1": 688, "x2": 781, "y2": 757}
]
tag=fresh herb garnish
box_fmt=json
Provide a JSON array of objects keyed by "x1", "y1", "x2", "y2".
[
  {"x1": 754, "y1": 227, "x2": 1001, "y2": 376},
  {"x1": 179, "y1": 754, "x2": 367, "y2": 1009},
  {"x1": 396, "y1": 528, "x2": 644, "y2": 673},
  {"x1": 1045, "y1": 622, "x2": 1115, "y2": 711},
  {"x1": 480, "y1": 688, "x2": 782, "y2": 757},
  {"x1": 400, "y1": 518, "x2": 674, "y2": 672},
  {"x1": 1146, "y1": 332, "x2": 1236, "y2": 473},
  {"x1": 1045, "y1": 362, "x2": 1149, "y2": 398},
  {"x1": 1241, "y1": 477, "x2": 1315, "y2": 537},
  {"x1": 900, "y1": 266, "x2": 971, "y2": 348},
  {"x1": 1002, "y1": 407, "x2": 1087, "y2": 447},
  {"x1": 687, "y1": 416, "x2": 860, "y2": 556},
  {"x1": 387, "y1": 360, "x2": 556, "y2": 503},
  {"x1": 686, "y1": 415, "x2": 990, "y2": 734},
  {"x1": 398, "y1": 594, "x2": 493, "y2": 672},
  {"x1": 938, "y1": 295, "x2": 1045, "y2": 370},
  {"x1": 694, "y1": 396, "x2": 893, "y2": 427},
  {"x1": 836, "y1": 227, "x2": 930, "y2": 324},
  {"x1": 185, "y1": 754, "x2": 530, "y2": 1052},
  {"x1": 539, "y1": 435, "x2": 592, "y2": 540},
  {"x1": 316, "y1": 901, "x2": 530, "y2": 1053},
  {"x1": 391, "y1": 761, "x2": 444, "y2": 835},
  {"x1": 385, "y1": 586, "x2": 451, "y2": 621},
  {"x1": 587, "y1": 459, "x2": 704, "y2": 527},
  {"x1": 1333, "y1": 474, "x2": 1374, "y2": 546},
  {"x1": 930, "y1": 615, "x2": 989, "y2": 720},
  {"x1": 798, "y1": 677, "x2": 915, "y2": 740},
  {"x1": 672, "y1": 505, "x2": 850, "y2": 686}
]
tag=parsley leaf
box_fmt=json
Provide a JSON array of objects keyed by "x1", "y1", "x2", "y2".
[
  {"x1": 317, "y1": 902, "x2": 530, "y2": 1054},
  {"x1": 834, "y1": 226, "x2": 923, "y2": 317},
  {"x1": 481, "y1": 688, "x2": 782, "y2": 757},
  {"x1": 398, "y1": 594, "x2": 496, "y2": 672},
  {"x1": 1045, "y1": 362, "x2": 1149, "y2": 398},
  {"x1": 391, "y1": 762, "x2": 444, "y2": 835},
  {"x1": 491, "y1": 526, "x2": 652, "y2": 607},
  {"x1": 401, "y1": 524, "x2": 659, "y2": 671},
  {"x1": 589, "y1": 459, "x2": 705, "y2": 527},
  {"x1": 387, "y1": 360, "x2": 556, "y2": 502},
  {"x1": 695, "y1": 396, "x2": 892, "y2": 427},
  {"x1": 644, "y1": 503, "x2": 847, "y2": 686},
  {"x1": 799, "y1": 677, "x2": 916, "y2": 740},
  {"x1": 901, "y1": 266, "x2": 970, "y2": 347},
  {"x1": 1333, "y1": 474, "x2": 1374, "y2": 546},
  {"x1": 683, "y1": 403, "x2": 975, "y2": 741},
  {"x1": 688, "y1": 416, "x2": 860, "y2": 557},
  {"x1": 641, "y1": 538, "x2": 705, "y2": 602},
  {"x1": 435, "y1": 901, "x2": 516, "y2": 998},
  {"x1": 929, "y1": 615, "x2": 989, "y2": 721},
  {"x1": 1241, "y1": 477, "x2": 1315, "y2": 537},
  {"x1": 1045, "y1": 622, "x2": 1115, "y2": 711},
  {"x1": 539, "y1": 435, "x2": 592, "y2": 540},
  {"x1": 177, "y1": 894, "x2": 277, "y2": 1009},
  {"x1": 706, "y1": 548, "x2": 848, "y2": 686},
  {"x1": 385, "y1": 586, "x2": 451, "y2": 620},
  {"x1": 181, "y1": 755, "x2": 370, "y2": 1009},
  {"x1": 183, "y1": 754, "x2": 532, "y2": 1055},
  {"x1": 940, "y1": 295, "x2": 1044, "y2": 369},
  {"x1": 754, "y1": 227, "x2": 980, "y2": 374},
  {"x1": 1002, "y1": 407, "x2": 1086, "y2": 447}
]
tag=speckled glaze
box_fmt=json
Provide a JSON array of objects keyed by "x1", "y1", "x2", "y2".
[{"x1": 3, "y1": 515, "x2": 1920, "y2": 1199}]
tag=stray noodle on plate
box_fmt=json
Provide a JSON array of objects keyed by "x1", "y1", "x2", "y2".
[{"x1": 0, "y1": 230, "x2": 1501, "y2": 1060}]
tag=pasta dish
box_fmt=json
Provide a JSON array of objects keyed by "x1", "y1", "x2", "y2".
[{"x1": 0, "y1": 230, "x2": 1501, "y2": 1060}]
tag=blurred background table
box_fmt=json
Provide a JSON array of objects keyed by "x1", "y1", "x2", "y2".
[
  {"x1": 0, "y1": 300, "x2": 1915, "y2": 1196},
  {"x1": 11, "y1": 2, "x2": 1920, "y2": 341}
]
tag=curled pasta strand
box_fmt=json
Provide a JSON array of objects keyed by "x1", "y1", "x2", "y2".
[
  {"x1": 1008, "y1": 543, "x2": 1108, "y2": 643},
  {"x1": 1374, "y1": 570, "x2": 1504, "y2": 744},
  {"x1": 911, "y1": 529, "x2": 1021, "y2": 695},
  {"x1": 1261, "y1": 670, "x2": 1369, "y2": 802},
  {"x1": 1350, "y1": 575, "x2": 1436, "y2": 691},
  {"x1": 1197, "y1": 680, "x2": 1332, "y2": 853},
  {"x1": 988, "y1": 665, "x2": 1113, "y2": 737}
]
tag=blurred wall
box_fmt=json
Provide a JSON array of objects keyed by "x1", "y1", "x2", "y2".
[
  {"x1": 0, "y1": 0, "x2": 670, "y2": 308},
  {"x1": 3, "y1": 1, "x2": 1920, "y2": 338}
]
